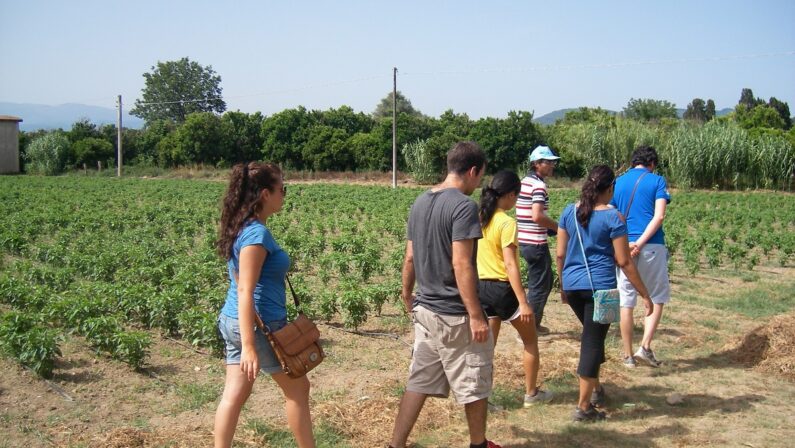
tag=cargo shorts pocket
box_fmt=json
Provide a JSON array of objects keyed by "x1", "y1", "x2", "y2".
[
  {"x1": 464, "y1": 351, "x2": 493, "y2": 393},
  {"x1": 437, "y1": 314, "x2": 469, "y2": 345}
]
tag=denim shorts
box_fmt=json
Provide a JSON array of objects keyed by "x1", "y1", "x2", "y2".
[{"x1": 217, "y1": 313, "x2": 287, "y2": 374}]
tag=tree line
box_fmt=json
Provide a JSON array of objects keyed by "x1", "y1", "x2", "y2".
[{"x1": 18, "y1": 57, "x2": 795, "y2": 190}]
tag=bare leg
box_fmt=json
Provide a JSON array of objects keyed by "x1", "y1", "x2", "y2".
[
  {"x1": 511, "y1": 315, "x2": 539, "y2": 395},
  {"x1": 641, "y1": 303, "x2": 664, "y2": 350},
  {"x1": 272, "y1": 373, "x2": 315, "y2": 448},
  {"x1": 464, "y1": 398, "x2": 488, "y2": 445},
  {"x1": 214, "y1": 364, "x2": 254, "y2": 448},
  {"x1": 390, "y1": 390, "x2": 427, "y2": 448},
  {"x1": 577, "y1": 376, "x2": 598, "y2": 411},
  {"x1": 620, "y1": 306, "x2": 635, "y2": 357},
  {"x1": 488, "y1": 318, "x2": 502, "y2": 345}
]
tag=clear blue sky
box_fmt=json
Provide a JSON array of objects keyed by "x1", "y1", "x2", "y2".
[{"x1": 1, "y1": 0, "x2": 793, "y2": 118}]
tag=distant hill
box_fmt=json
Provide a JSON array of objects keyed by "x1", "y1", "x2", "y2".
[
  {"x1": 533, "y1": 108, "x2": 617, "y2": 125},
  {"x1": 534, "y1": 107, "x2": 734, "y2": 126},
  {"x1": 675, "y1": 107, "x2": 734, "y2": 118},
  {"x1": 0, "y1": 102, "x2": 144, "y2": 131}
]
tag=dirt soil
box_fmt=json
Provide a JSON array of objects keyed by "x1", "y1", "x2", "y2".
[{"x1": 2, "y1": 265, "x2": 795, "y2": 447}]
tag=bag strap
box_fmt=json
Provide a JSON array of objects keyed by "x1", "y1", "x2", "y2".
[
  {"x1": 624, "y1": 171, "x2": 649, "y2": 220},
  {"x1": 572, "y1": 206, "x2": 595, "y2": 294},
  {"x1": 231, "y1": 269, "x2": 301, "y2": 331},
  {"x1": 285, "y1": 274, "x2": 300, "y2": 308}
]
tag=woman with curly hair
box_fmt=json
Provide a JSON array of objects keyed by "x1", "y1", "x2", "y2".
[{"x1": 213, "y1": 162, "x2": 315, "y2": 448}]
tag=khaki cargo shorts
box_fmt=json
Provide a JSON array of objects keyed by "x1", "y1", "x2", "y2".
[{"x1": 406, "y1": 305, "x2": 494, "y2": 404}]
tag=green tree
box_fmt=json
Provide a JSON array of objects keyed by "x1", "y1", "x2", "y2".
[
  {"x1": 135, "y1": 120, "x2": 177, "y2": 164},
  {"x1": 130, "y1": 57, "x2": 226, "y2": 124},
  {"x1": 301, "y1": 125, "x2": 351, "y2": 171},
  {"x1": 72, "y1": 137, "x2": 115, "y2": 166},
  {"x1": 738, "y1": 88, "x2": 764, "y2": 110},
  {"x1": 736, "y1": 105, "x2": 786, "y2": 130},
  {"x1": 767, "y1": 97, "x2": 792, "y2": 129},
  {"x1": 156, "y1": 112, "x2": 232, "y2": 166},
  {"x1": 372, "y1": 91, "x2": 422, "y2": 119},
  {"x1": 560, "y1": 107, "x2": 615, "y2": 125},
  {"x1": 260, "y1": 106, "x2": 318, "y2": 169},
  {"x1": 683, "y1": 98, "x2": 707, "y2": 123},
  {"x1": 706, "y1": 99, "x2": 716, "y2": 122},
  {"x1": 68, "y1": 118, "x2": 100, "y2": 143},
  {"x1": 222, "y1": 111, "x2": 265, "y2": 163},
  {"x1": 622, "y1": 98, "x2": 678, "y2": 122}
]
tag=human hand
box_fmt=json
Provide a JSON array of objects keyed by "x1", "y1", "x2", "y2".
[
  {"x1": 518, "y1": 303, "x2": 534, "y2": 325},
  {"x1": 642, "y1": 296, "x2": 653, "y2": 317},
  {"x1": 240, "y1": 345, "x2": 259, "y2": 382},
  {"x1": 629, "y1": 242, "x2": 641, "y2": 258},
  {"x1": 469, "y1": 315, "x2": 490, "y2": 343}
]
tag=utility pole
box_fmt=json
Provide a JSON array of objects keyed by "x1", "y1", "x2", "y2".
[
  {"x1": 117, "y1": 95, "x2": 123, "y2": 177},
  {"x1": 392, "y1": 67, "x2": 397, "y2": 189}
]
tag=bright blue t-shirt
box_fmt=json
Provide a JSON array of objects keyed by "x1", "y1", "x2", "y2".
[
  {"x1": 220, "y1": 220, "x2": 290, "y2": 322},
  {"x1": 559, "y1": 204, "x2": 627, "y2": 291},
  {"x1": 609, "y1": 167, "x2": 671, "y2": 245}
]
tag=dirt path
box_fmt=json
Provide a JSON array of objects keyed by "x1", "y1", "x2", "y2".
[{"x1": 2, "y1": 266, "x2": 794, "y2": 447}]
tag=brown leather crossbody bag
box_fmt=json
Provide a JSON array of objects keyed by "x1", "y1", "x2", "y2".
[{"x1": 254, "y1": 275, "x2": 324, "y2": 378}]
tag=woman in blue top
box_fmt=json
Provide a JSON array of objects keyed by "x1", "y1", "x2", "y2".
[
  {"x1": 555, "y1": 165, "x2": 652, "y2": 422},
  {"x1": 214, "y1": 162, "x2": 315, "y2": 448}
]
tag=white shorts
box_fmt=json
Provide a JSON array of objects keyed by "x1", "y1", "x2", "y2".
[{"x1": 617, "y1": 243, "x2": 671, "y2": 308}]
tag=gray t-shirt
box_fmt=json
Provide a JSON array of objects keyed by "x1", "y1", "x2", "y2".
[{"x1": 407, "y1": 188, "x2": 482, "y2": 315}]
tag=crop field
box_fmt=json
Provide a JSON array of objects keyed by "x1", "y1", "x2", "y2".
[{"x1": 1, "y1": 175, "x2": 794, "y2": 447}]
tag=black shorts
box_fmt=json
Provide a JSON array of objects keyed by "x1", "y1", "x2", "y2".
[{"x1": 478, "y1": 280, "x2": 520, "y2": 321}]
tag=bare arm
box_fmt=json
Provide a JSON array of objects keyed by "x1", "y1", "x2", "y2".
[
  {"x1": 503, "y1": 244, "x2": 532, "y2": 323},
  {"x1": 613, "y1": 235, "x2": 653, "y2": 316},
  {"x1": 555, "y1": 227, "x2": 569, "y2": 303},
  {"x1": 401, "y1": 241, "x2": 415, "y2": 314},
  {"x1": 237, "y1": 245, "x2": 268, "y2": 381},
  {"x1": 531, "y1": 202, "x2": 559, "y2": 231},
  {"x1": 452, "y1": 239, "x2": 489, "y2": 343},
  {"x1": 630, "y1": 198, "x2": 667, "y2": 257}
]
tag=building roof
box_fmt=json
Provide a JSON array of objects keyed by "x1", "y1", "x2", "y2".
[{"x1": 0, "y1": 115, "x2": 23, "y2": 122}]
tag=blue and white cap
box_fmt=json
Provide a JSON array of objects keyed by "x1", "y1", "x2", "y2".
[{"x1": 528, "y1": 145, "x2": 561, "y2": 162}]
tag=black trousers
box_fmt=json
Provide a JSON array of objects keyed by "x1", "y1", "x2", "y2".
[
  {"x1": 566, "y1": 289, "x2": 611, "y2": 378},
  {"x1": 520, "y1": 243, "x2": 553, "y2": 328}
]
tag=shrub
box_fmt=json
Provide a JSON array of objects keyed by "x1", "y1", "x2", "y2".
[{"x1": 24, "y1": 132, "x2": 71, "y2": 175}]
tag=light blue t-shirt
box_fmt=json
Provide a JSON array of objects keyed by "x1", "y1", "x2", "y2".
[
  {"x1": 559, "y1": 204, "x2": 627, "y2": 291},
  {"x1": 220, "y1": 220, "x2": 290, "y2": 322},
  {"x1": 610, "y1": 167, "x2": 671, "y2": 245}
]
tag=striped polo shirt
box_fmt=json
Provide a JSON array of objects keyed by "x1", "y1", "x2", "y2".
[{"x1": 517, "y1": 173, "x2": 549, "y2": 245}]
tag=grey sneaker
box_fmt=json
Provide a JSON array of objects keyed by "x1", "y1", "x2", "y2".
[
  {"x1": 623, "y1": 355, "x2": 637, "y2": 368},
  {"x1": 590, "y1": 386, "x2": 606, "y2": 408},
  {"x1": 536, "y1": 325, "x2": 551, "y2": 335},
  {"x1": 523, "y1": 389, "x2": 554, "y2": 407},
  {"x1": 634, "y1": 347, "x2": 661, "y2": 367},
  {"x1": 572, "y1": 404, "x2": 606, "y2": 422}
]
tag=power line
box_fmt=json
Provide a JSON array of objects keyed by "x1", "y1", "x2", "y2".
[
  {"x1": 133, "y1": 74, "x2": 389, "y2": 107},
  {"x1": 401, "y1": 51, "x2": 795, "y2": 77}
]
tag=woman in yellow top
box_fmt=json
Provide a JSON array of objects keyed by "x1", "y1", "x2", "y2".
[{"x1": 477, "y1": 170, "x2": 553, "y2": 407}]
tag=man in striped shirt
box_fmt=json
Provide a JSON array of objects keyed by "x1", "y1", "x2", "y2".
[{"x1": 517, "y1": 145, "x2": 560, "y2": 334}]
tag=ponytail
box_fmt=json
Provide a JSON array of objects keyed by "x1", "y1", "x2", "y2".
[
  {"x1": 479, "y1": 187, "x2": 500, "y2": 226},
  {"x1": 479, "y1": 170, "x2": 521, "y2": 227},
  {"x1": 576, "y1": 165, "x2": 615, "y2": 228}
]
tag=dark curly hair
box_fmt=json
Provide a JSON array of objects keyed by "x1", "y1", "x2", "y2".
[
  {"x1": 577, "y1": 165, "x2": 615, "y2": 228},
  {"x1": 216, "y1": 162, "x2": 283, "y2": 260},
  {"x1": 630, "y1": 145, "x2": 659, "y2": 167}
]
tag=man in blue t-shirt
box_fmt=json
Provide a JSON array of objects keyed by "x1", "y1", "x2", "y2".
[{"x1": 610, "y1": 146, "x2": 672, "y2": 368}]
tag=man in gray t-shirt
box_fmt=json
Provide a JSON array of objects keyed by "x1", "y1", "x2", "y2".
[
  {"x1": 407, "y1": 188, "x2": 482, "y2": 315},
  {"x1": 389, "y1": 142, "x2": 500, "y2": 448}
]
